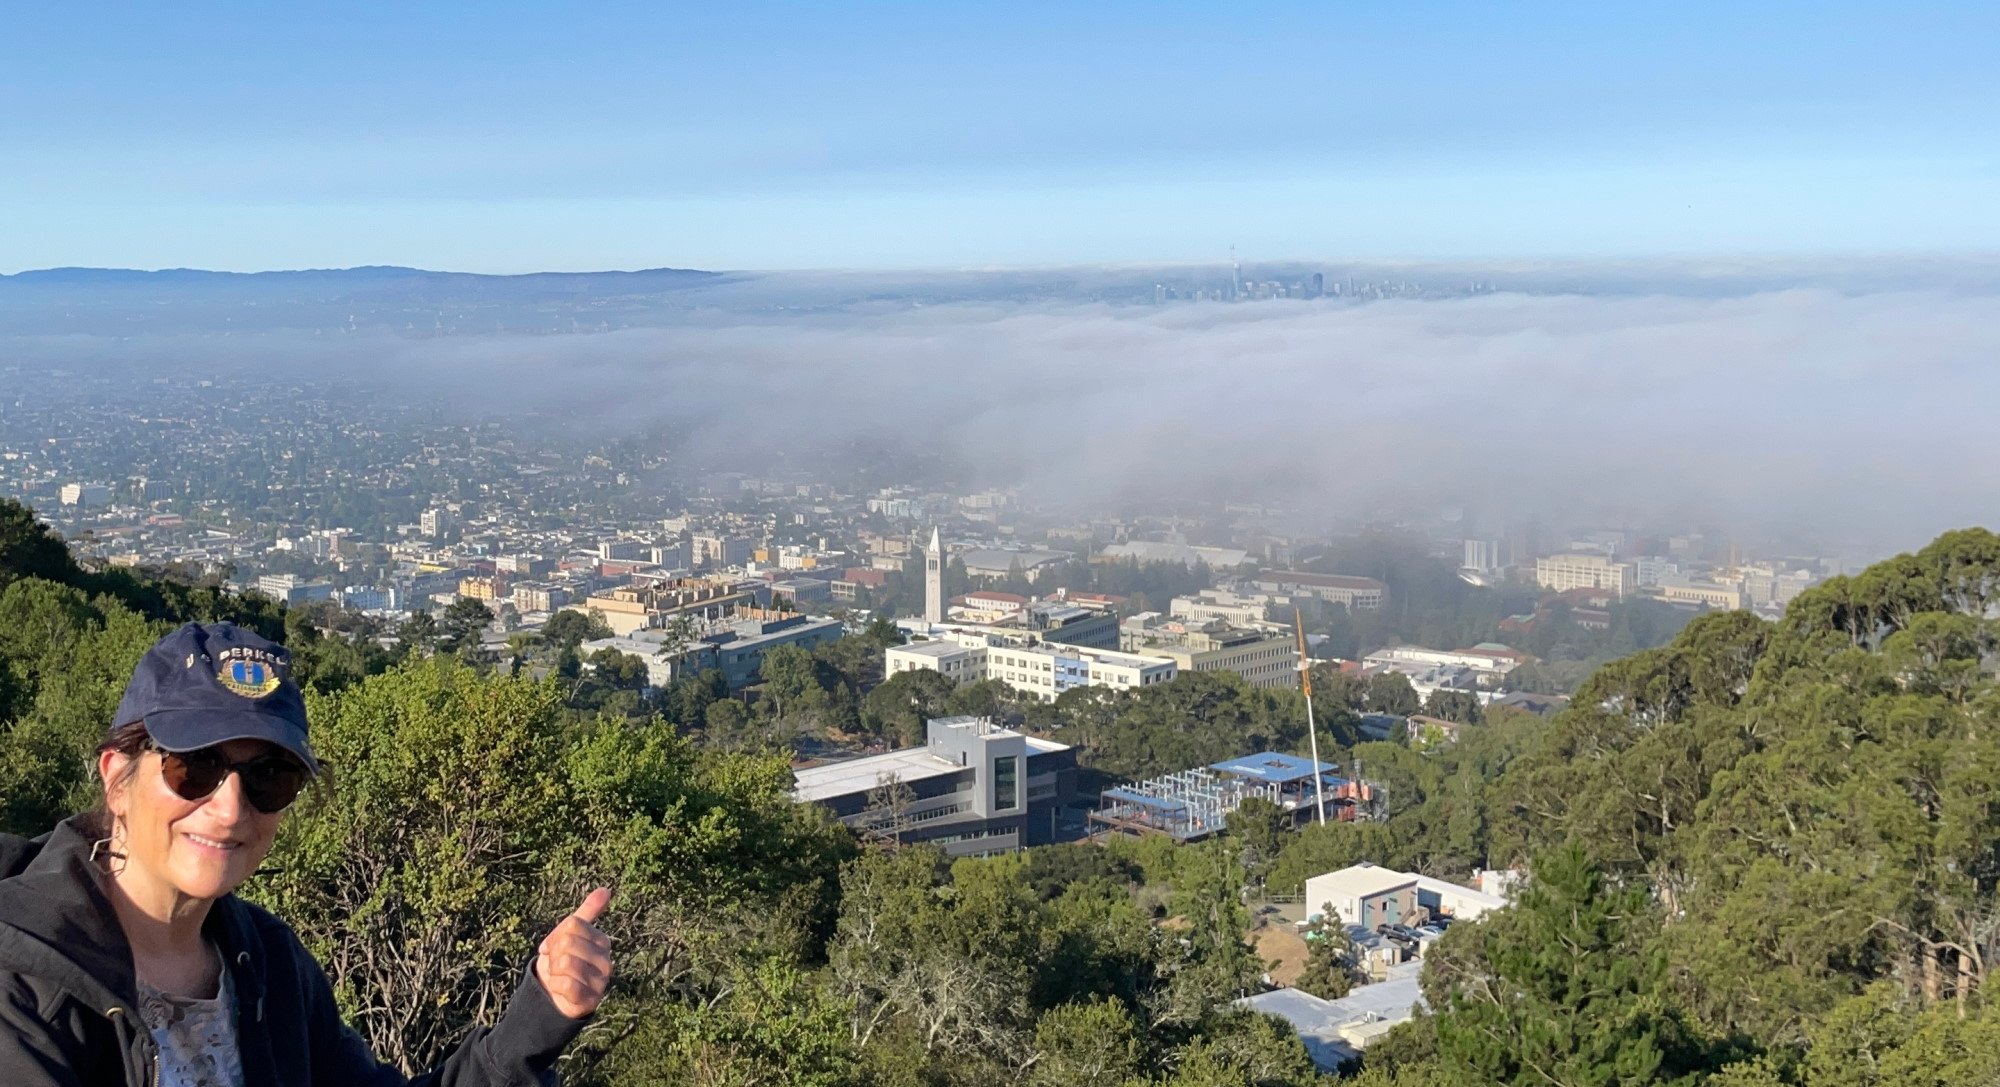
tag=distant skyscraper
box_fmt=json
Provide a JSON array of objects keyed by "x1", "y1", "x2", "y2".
[
  {"x1": 1463, "y1": 538, "x2": 1501, "y2": 574},
  {"x1": 925, "y1": 526, "x2": 945, "y2": 624},
  {"x1": 419, "y1": 506, "x2": 455, "y2": 538},
  {"x1": 1311, "y1": 272, "x2": 1324, "y2": 299}
]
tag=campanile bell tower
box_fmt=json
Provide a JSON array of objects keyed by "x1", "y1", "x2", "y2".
[{"x1": 924, "y1": 526, "x2": 945, "y2": 625}]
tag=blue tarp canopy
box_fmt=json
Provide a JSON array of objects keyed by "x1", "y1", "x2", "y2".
[{"x1": 1208, "y1": 752, "x2": 1337, "y2": 784}]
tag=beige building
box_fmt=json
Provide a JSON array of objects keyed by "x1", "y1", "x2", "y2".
[
  {"x1": 1534, "y1": 553, "x2": 1635, "y2": 597},
  {"x1": 1656, "y1": 580, "x2": 1747, "y2": 610},
  {"x1": 458, "y1": 576, "x2": 505, "y2": 602},
  {"x1": 1122, "y1": 619, "x2": 1296, "y2": 690},
  {"x1": 577, "y1": 579, "x2": 754, "y2": 637}
]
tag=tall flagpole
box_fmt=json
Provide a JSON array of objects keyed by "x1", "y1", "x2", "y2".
[{"x1": 1296, "y1": 607, "x2": 1326, "y2": 825}]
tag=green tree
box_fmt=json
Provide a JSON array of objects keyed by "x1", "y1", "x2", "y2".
[
  {"x1": 1294, "y1": 909, "x2": 1360, "y2": 1001},
  {"x1": 394, "y1": 609, "x2": 438, "y2": 659},
  {"x1": 702, "y1": 698, "x2": 753, "y2": 751},
  {"x1": 1366, "y1": 672, "x2": 1421, "y2": 717},
  {"x1": 1422, "y1": 688, "x2": 1483, "y2": 725},
  {"x1": 1427, "y1": 843, "x2": 1713, "y2": 1086},
  {"x1": 860, "y1": 667, "x2": 956, "y2": 746},
  {"x1": 437, "y1": 597, "x2": 495, "y2": 655},
  {"x1": 543, "y1": 607, "x2": 612, "y2": 652},
  {"x1": 0, "y1": 500, "x2": 79, "y2": 593},
  {"x1": 1028, "y1": 998, "x2": 1147, "y2": 1087},
  {"x1": 1224, "y1": 796, "x2": 1290, "y2": 888}
]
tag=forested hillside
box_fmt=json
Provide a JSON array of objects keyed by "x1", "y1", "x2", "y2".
[
  {"x1": 1342, "y1": 528, "x2": 2000, "y2": 1085},
  {"x1": 5, "y1": 495, "x2": 1999, "y2": 1084}
]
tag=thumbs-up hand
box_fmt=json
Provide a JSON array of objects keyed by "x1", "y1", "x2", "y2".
[{"x1": 535, "y1": 887, "x2": 615, "y2": 1020}]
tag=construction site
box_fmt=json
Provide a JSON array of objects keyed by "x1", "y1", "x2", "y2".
[{"x1": 1086, "y1": 752, "x2": 1384, "y2": 841}]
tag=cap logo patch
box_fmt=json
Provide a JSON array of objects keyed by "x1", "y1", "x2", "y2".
[{"x1": 215, "y1": 646, "x2": 286, "y2": 699}]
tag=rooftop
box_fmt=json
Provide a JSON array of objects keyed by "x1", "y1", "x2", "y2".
[
  {"x1": 1209, "y1": 752, "x2": 1337, "y2": 785},
  {"x1": 1239, "y1": 964, "x2": 1427, "y2": 1072},
  {"x1": 1308, "y1": 862, "x2": 1420, "y2": 900},
  {"x1": 889, "y1": 639, "x2": 973, "y2": 658},
  {"x1": 1256, "y1": 571, "x2": 1388, "y2": 590},
  {"x1": 959, "y1": 547, "x2": 1071, "y2": 571},
  {"x1": 792, "y1": 723, "x2": 1071, "y2": 804},
  {"x1": 791, "y1": 748, "x2": 961, "y2": 804}
]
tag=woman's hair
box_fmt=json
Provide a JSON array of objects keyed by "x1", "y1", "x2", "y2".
[{"x1": 83, "y1": 720, "x2": 153, "y2": 839}]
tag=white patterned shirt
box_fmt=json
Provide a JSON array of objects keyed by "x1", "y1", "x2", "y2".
[{"x1": 135, "y1": 946, "x2": 246, "y2": 1087}]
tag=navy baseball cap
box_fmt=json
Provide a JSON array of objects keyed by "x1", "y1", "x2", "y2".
[{"x1": 113, "y1": 622, "x2": 319, "y2": 773}]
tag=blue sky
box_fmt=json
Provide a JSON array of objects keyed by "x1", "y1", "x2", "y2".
[{"x1": 3, "y1": 2, "x2": 1996, "y2": 272}]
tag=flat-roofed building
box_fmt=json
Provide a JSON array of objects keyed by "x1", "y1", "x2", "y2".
[
  {"x1": 1535, "y1": 553, "x2": 1635, "y2": 597},
  {"x1": 1303, "y1": 864, "x2": 1420, "y2": 929},
  {"x1": 576, "y1": 579, "x2": 755, "y2": 636},
  {"x1": 885, "y1": 637, "x2": 1174, "y2": 702},
  {"x1": 495, "y1": 554, "x2": 554, "y2": 578},
  {"x1": 792, "y1": 716, "x2": 1078, "y2": 856},
  {"x1": 1361, "y1": 644, "x2": 1524, "y2": 690},
  {"x1": 1304, "y1": 862, "x2": 1510, "y2": 928},
  {"x1": 959, "y1": 547, "x2": 1073, "y2": 583},
  {"x1": 951, "y1": 590, "x2": 1030, "y2": 623},
  {"x1": 1123, "y1": 615, "x2": 1295, "y2": 689},
  {"x1": 769, "y1": 578, "x2": 832, "y2": 607},
  {"x1": 458, "y1": 576, "x2": 506, "y2": 602},
  {"x1": 1656, "y1": 580, "x2": 1747, "y2": 610},
  {"x1": 987, "y1": 643, "x2": 1175, "y2": 702},
  {"x1": 885, "y1": 639, "x2": 988, "y2": 686},
  {"x1": 1250, "y1": 571, "x2": 1388, "y2": 610},
  {"x1": 692, "y1": 534, "x2": 755, "y2": 570},
  {"x1": 1171, "y1": 589, "x2": 1277, "y2": 627}
]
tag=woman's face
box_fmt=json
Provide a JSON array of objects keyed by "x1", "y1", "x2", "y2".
[{"x1": 101, "y1": 738, "x2": 289, "y2": 904}]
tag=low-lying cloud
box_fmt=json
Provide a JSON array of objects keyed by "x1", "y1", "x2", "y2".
[{"x1": 12, "y1": 285, "x2": 2000, "y2": 560}]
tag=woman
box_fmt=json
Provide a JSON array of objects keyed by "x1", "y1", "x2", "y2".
[{"x1": 0, "y1": 621, "x2": 614, "y2": 1086}]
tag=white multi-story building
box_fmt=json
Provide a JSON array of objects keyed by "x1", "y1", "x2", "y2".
[
  {"x1": 59, "y1": 482, "x2": 111, "y2": 508},
  {"x1": 1170, "y1": 589, "x2": 1277, "y2": 628},
  {"x1": 1249, "y1": 572, "x2": 1387, "y2": 611},
  {"x1": 598, "y1": 538, "x2": 646, "y2": 561},
  {"x1": 1632, "y1": 556, "x2": 1679, "y2": 587},
  {"x1": 1535, "y1": 553, "x2": 1635, "y2": 597},
  {"x1": 1738, "y1": 565, "x2": 1818, "y2": 608},
  {"x1": 1461, "y1": 539, "x2": 1502, "y2": 574},
  {"x1": 885, "y1": 638, "x2": 1177, "y2": 702},
  {"x1": 419, "y1": 507, "x2": 455, "y2": 539},
  {"x1": 691, "y1": 534, "x2": 755, "y2": 569},
  {"x1": 254, "y1": 573, "x2": 336, "y2": 606},
  {"x1": 1362, "y1": 644, "x2": 1524, "y2": 689}
]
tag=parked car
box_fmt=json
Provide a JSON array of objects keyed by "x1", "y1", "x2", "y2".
[{"x1": 1377, "y1": 923, "x2": 1422, "y2": 945}]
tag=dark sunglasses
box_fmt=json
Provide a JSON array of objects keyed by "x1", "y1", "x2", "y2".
[{"x1": 150, "y1": 743, "x2": 311, "y2": 814}]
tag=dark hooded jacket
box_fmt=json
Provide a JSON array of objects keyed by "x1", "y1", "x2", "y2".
[{"x1": 0, "y1": 816, "x2": 585, "y2": 1086}]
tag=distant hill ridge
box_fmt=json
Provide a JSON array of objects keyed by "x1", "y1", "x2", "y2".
[{"x1": 1, "y1": 264, "x2": 718, "y2": 282}]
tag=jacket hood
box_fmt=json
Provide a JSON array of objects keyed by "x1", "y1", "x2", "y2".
[{"x1": 0, "y1": 817, "x2": 140, "y2": 1015}]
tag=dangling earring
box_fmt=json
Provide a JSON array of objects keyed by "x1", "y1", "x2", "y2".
[{"x1": 90, "y1": 820, "x2": 128, "y2": 877}]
